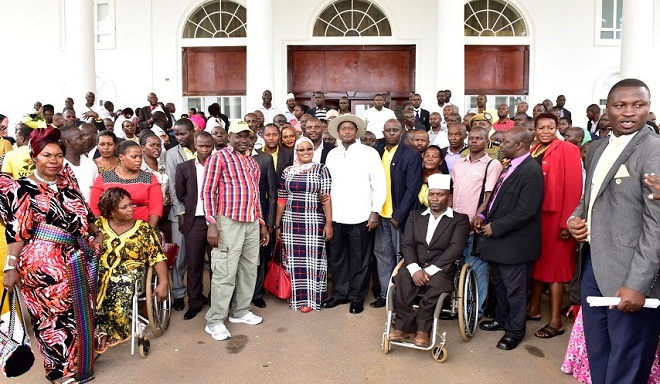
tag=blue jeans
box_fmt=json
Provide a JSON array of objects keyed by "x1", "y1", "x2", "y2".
[
  {"x1": 463, "y1": 233, "x2": 488, "y2": 318},
  {"x1": 374, "y1": 218, "x2": 401, "y2": 299}
]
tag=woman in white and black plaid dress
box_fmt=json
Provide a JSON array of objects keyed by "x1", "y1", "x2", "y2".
[{"x1": 275, "y1": 137, "x2": 333, "y2": 312}]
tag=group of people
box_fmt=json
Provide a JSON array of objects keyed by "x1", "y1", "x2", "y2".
[{"x1": 1, "y1": 79, "x2": 659, "y2": 384}]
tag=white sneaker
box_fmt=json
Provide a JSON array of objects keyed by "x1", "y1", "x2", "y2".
[
  {"x1": 205, "y1": 323, "x2": 231, "y2": 340},
  {"x1": 228, "y1": 311, "x2": 263, "y2": 325}
]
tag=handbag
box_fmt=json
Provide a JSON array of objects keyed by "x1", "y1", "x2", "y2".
[
  {"x1": 263, "y1": 238, "x2": 292, "y2": 300},
  {"x1": 471, "y1": 159, "x2": 494, "y2": 256},
  {"x1": 158, "y1": 232, "x2": 179, "y2": 270},
  {"x1": 0, "y1": 287, "x2": 34, "y2": 378}
]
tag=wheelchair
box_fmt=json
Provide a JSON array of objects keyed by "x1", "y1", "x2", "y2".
[
  {"x1": 129, "y1": 237, "x2": 177, "y2": 358},
  {"x1": 381, "y1": 258, "x2": 479, "y2": 362}
]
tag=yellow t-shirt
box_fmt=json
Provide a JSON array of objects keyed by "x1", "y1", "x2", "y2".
[
  {"x1": 183, "y1": 147, "x2": 196, "y2": 160},
  {"x1": 1, "y1": 146, "x2": 33, "y2": 179},
  {"x1": 380, "y1": 145, "x2": 397, "y2": 218}
]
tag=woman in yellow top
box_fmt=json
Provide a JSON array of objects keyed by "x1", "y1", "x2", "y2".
[{"x1": 95, "y1": 187, "x2": 168, "y2": 353}]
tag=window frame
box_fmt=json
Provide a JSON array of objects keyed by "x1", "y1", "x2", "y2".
[
  {"x1": 595, "y1": 0, "x2": 622, "y2": 46},
  {"x1": 94, "y1": 0, "x2": 116, "y2": 49}
]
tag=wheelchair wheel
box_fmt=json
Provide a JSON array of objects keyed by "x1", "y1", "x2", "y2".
[
  {"x1": 457, "y1": 264, "x2": 479, "y2": 341},
  {"x1": 432, "y1": 346, "x2": 448, "y2": 363},
  {"x1": 146, "y1": 266, "x2": 171, "y2": 337},
  {"x1": 138, "y1": 337, "x2": 150, "y2": 358}
]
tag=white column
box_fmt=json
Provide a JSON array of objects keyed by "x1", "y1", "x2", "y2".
[
  {"x1": 246, "y1": 0, "x2": 274, "y2": 111},
  {"x1": 620, "y1": 0, "x2": 654, "y2": 80},
  {"x1": 64, "y1": 0, "x2": 97, "y2": 101},
  {"x1": 436, "y1": 0, "x2": 465, "y2": 112}
]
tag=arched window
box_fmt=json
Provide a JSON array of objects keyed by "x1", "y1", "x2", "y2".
[
  {"x1": 313, "y1": 0, "x2": 391, "y2": 37},
  {"x1": 464, "y1": 0, "x2": 527, "y2": 37},
  {"x1": 182, "y1": 0, "x2": 247, "y2": 38}
]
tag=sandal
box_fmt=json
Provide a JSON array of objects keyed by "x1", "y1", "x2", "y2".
[
  {"x1": 526, "y1": 314, "x2": 542, "y2": 321},
  {"x1": 95, "y1": 333, "x2": 109, "y2": 355},
  {"x1": 535, "y1": 323, "x2": 565, "y2": 339}
]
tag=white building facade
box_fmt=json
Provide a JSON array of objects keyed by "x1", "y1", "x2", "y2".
[{"x1": 0, "y1": 0, "x2": 657, "y2": 125}]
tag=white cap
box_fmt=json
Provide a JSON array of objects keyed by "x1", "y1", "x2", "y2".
[
  {"x1": 427, "y1": 174, "x2": 451, "y2": 191},
  {"x1": 286, "y1": 93, "x2": 295, "y2": 100}
]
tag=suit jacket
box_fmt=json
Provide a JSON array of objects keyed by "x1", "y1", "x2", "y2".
[
  {"x1": 572, "y1": 128, "x2": 660, "y2": 298},
  {"x1": 320, "y1": 142, "x2": 335, "y2": 165},
  {"x1": 264, "y1": 146, "x2": 294, "y2": 179},
  {"x1": 377, "y1": 143, "x2": 422, "y2": 230},
  {"x1": 165, "y1": 145, "x2": 191, "y2": 220},
  {"x1": 480, "y1": 155, "x2": 544, "y2": 264},
  {"x1": 559, "y1": 108, "x2": 572, "y2": 121},
  {"x1": 138, "y1": 103, "x2": 173, "y2": 131},
  {"x1": 402, "y1": 209, "x2": 470, "y2": 285},
  {"x1": 174, "y1": 159, "x2": 203, "y2": 235},
  {"x1": 252, "y1": 151, "x2": 278, "y2": 227},
  {"x1": 416, "y1": 108, "x2": 430, "y2": 131}
]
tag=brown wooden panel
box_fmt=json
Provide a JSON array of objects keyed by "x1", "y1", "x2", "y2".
[
  {"x1": 182, "y1": 47, "x2": 246, "y2": 96},
  {"x1": 465, "y1": 45, "x2": 529, "y2": 95},
  {"x1": 288, "y1": 45, "x2": 415, "y2": 106}
]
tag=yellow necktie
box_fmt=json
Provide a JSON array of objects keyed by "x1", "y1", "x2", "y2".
[{"x1": 586, "y1": 137, "x2": 623, "y2": 240}]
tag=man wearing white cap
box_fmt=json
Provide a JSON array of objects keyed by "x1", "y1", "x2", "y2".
[
  {"x1": 283, "y1": 93, "x2": 296, "y2": 122},
  {"x1": 323, "y1": 115, "x2": 386, "y2": 314},
  {"x1": 201, "y1": 120, "x2": 270, "y2": 341},
  {"x1": 388, "y1": 174, "x2": 470, "y2": 347}
]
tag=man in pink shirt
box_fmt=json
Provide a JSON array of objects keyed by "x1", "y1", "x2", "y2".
[{"x1": 450, "y1": 126, "x2": 502, "y2": 318}]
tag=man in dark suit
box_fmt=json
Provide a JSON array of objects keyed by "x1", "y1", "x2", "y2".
[
  {"x1": 174, "y1": 132, "x2": 214, "y2": 320},
  {"x1": 473, "y1": 127, "x2": 544, "y2": 351},
  {"x1": 260, "y1": 123, "x2": 294, "y2": 179},
  {"x1": 166, "y1": 118, "x2": 197, "y2": 311},
  {"x1": 249, "y1": 131, "x2": 278, "y2": 308},
  {"x1": 372, "y1": 119, "x2": 422, "y2": 308},
  {"x1": 304, "y1": 117, "x2": 335, "y2": 165},
  {"x1": 568, "y1": 79, "x2": 660, "y2": 384},
  {"x1": 586, "y1": 104, "x2": 601, "y2": 135},
  {"x1": 555, "y1": 95, "x2": 572, "y2": 120},
  {"x1": 411, "y1": 93, "x2": 430, "y2": 131},
  {"x1": 388, "y1": 174, "x2": 469, "y2": 347},
  {"x1": 138, "y1": 92, "x2": 173, "y2": 131}
]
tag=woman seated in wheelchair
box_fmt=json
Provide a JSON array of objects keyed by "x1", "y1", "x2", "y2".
[
  {"x1": 389, "y1": 174, "x2": 469, "y2": 347},
  {"x1": 95, "y1": 187, "x2": 169, "y2": 354}
]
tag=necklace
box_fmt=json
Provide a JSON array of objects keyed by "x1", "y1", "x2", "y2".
[
  {"x1": 33, "y1": 171, "x2": 57, "y2": 186},
  {"x1": 531, "y1": 144, "x2": 550, "y2": 158}
]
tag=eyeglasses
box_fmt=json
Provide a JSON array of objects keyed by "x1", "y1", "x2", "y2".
[{"x1": 296, "y1": 148, "x2": 313, "y2": 152}]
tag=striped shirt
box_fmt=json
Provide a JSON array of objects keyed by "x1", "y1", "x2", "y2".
[{"x1": 201, "y1": 145, "x2": 262, "y2": 225}]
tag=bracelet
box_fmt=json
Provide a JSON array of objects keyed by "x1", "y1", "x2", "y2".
[
  {"x1": 4, "y1": 255, "x2": 17, "y2": 272},
  {"x1": 274, "y1": 226, "x2": 281, "y2": 230}
]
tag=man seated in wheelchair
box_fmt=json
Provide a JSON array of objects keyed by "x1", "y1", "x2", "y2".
[
  {"x1": 389, "y1": 174, "x2": 470, "y2": 347},
  {"x1": 95, "y1": 187, "x2": 169, "y2": 354}
]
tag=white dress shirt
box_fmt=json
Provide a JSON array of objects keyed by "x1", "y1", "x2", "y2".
[
  {"x1": 194, "y1": 158, "x2": 206, "y2": 216},
  {"x1": 312, "y1": 140, "x2": 324, "y2": 164},
  {"x1": 362, "y1": 107, "x2": 397, "y2": 139},
  {"x1": 64, "y1": 155, "x2": 98, "y2": 203},
  {"x1": 325, "y1": 141, "x2": 386, "y2": 224}
]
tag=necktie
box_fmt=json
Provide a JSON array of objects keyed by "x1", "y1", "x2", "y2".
[
  {"x1": 487, "y1": 164, "x2": 511, "y2": 215},
  {"x1": 415, "y1": 110, "x2": 420, "y2": 121},
  {"x1": 586, "y1": 136, "x2": 623, "y2": 238}
]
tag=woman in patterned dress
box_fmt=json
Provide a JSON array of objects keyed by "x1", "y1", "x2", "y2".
[
  {"x1": 90, "y1": 140, "x2": 163, "y2": 228},
  {"x1": 274, "y1": 137, "x2": 332, "y2": 312},
  {"x1": 1, "y1": 128, "x2": 102, "y2": 384},
  {"x1": 94, "y1": 187, "x2": 168, "y2": 353}
]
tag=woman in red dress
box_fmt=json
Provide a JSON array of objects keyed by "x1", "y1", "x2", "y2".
[{"x1": 527, "y1": 113, "x2": 583, "y2": 338}]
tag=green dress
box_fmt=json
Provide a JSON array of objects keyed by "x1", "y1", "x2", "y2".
[{"x1": 96, "y1": 218, "x2": 166, "y2": 342}]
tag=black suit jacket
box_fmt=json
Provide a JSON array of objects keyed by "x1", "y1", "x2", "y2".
[
  {"x1": 252, "y1": 151, "x2": 278, "y2": 227},
  {"x1": 402, "y1": 209, "x2": 470, "y2": 290},
  {"x1": 377, "y1": 143, "x2": 422, "y2": 230},
  {"x1": 174, "y1": 159, "x2": 202, "y2": 236},
  {"x1": 559, "y1": 108, "x2": 572, "y2": 121},
  {"x1": 264, "y1": 146, "x2": 294, "y2": 180},
  {"x1": 415, "y1": 109, "x2": 430, "y2": 131},
  {"x1": 480, "y1": 155, "x2": 544, "y2": 264},
  {"x1": 138, "y1": 103, "x2": 173, "y2": 131},
  {"x1": 320, "y1": 142, "x2": 335, "y2": 165}
]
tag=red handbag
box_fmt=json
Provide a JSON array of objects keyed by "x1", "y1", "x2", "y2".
[{"x1": 263, "y1": 238, "x2": 291, "y2": 300}]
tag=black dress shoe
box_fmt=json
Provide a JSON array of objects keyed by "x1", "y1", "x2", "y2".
[
  {"x1": 252, "y1": 298, "x2": 267, "y2": 308},
  {"x1": 479, "y1": 319, "x2": 505, "y2": 331},
  {"x1": 183, "y1": 306, "x2": 202, "y2": 320},
  {"x1": 440, "y1": 312, "x2": 458, "y2": 320},
  {"x1": 496, "y1": 336, "x2": 520, "y2": 350},
  {"x1": 321, "y1": 298, "x2": 349, "y2": 308},
  {"x1": 369, "y1": 298, "x2": 386, "y2": 308},
  {"x1": 349, "y1": 301, "x2": 364, "y2": 314},
  {"x1": 173, "y1": 298, "x2": 185, "y2": 311}
]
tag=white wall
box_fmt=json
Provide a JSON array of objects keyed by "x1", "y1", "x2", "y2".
[{"x1": 0, "y1": 0, "x2": 658, "y2": 128}]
